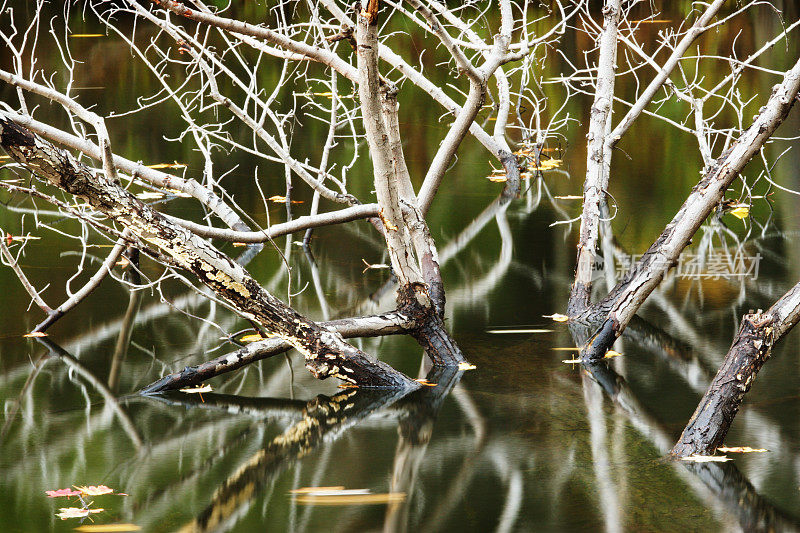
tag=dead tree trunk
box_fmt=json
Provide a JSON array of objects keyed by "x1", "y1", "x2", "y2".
[
  {"x1": 0, "y1": 113, "x2": 418, "y2": 390},
  {"x1": 355, "y1": 1, "x2": 464, "y2": 366},
  {"x1": 671, "y1": 282, "x2": 800, "y2": 457},
  {"x1": 580, "y1": 57, "x2": 800, "y2": 361}
]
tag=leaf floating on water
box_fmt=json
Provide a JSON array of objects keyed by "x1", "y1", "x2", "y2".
[
  {"x1": 728, "y1": 204, "x2": 750, "y2": 219},
  {"x1": 681, "y1": 455, "x2": 731, "y2": 463},
  {"x1": 75, "y1": 485, "x2": 115, "y2": 496},
  {"x1": 414, "y1": 379, "x2": 437, "y2": 387},
  {"x1": 717, "y1": 446, "x2": 768, "y2": 453},
  {"x1": 146, "y1": 161, "x2": 187, "y2": 169},
  {"x1": 293, "y1": 491, "x2": 406, "y2": 506},
  {"x1": 239, "y1": 334, "x2": 264, "y2": 343},
  {"x1": 267, "y1": 195, "x2": 304, "y2": 204},
  {"x1": 74, "y1": 525, "x2": 142, "y2": 532},
  {"x1": 135, "y1": 192, "x2": 164, "y2": 200},
  {"x1": 56, "y1": 507, "x2": 104, "y2": 520},
  {"x1": 604, "y1": 350, "x2": 622, "y2": 359},
  {"x1": 46, "y1": 488, "x2": 82, "y2": 498},
  {"x1": 290, "y1": 486, "x2": 346, "y2": 494},
  {"x1": 486, "y1": 328, "x2": 553, "y2": 334},
  {"x1": 457, "y1": 362, "x2": 477, "y2": 371},
  {"x1": 180, "y1": 385, "x2": 212, "y2": 394},
  {"x1": 23, "y1": 331, "x2": 48, "y2": 338},
  {"x1": 543, "y1": 313, "x2": 569, "y2": 322}
]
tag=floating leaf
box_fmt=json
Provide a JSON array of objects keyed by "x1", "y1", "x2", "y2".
[
  {"x1": 457, "y1": 362, "x2": 477, "y2": 371},
  {"x1": 56, "y1": 507, "x2": 104, "y2": 520},
  {"x1": 717, "y1": 446, "x2": 768, "y2": 453},
  {"x1": 544, "y1": 313, "x2": 569, "y2": 322},
  {"x1": 267, "y1": 195, "x2": 304, "y2": 204},
  {"x1": 46, "y1": 488, "x2": 82, "y2": 498},
  {"x1": 604, "y1": 350, "x2": 622, "y2": 359},
  {"x1": 146, "y1": 161, "x2": 186, "y2": 169},
  {"x1": 239, "y1": 334, "x2": 264, "y2": 343},
  {"x1": 486, "y1": 328, "x2": 553, "y2": 334},
  {"x1": 681, "y1": 455, "x2": 731, "y2": 463},
  {"x1": 728, "y1": 204, "x2": 750, "y2": 219},
  {"x1": 180, "y1": 385, "x2": 212, "y2": 394},
  {"x1": 293, "y1": 492, "x2": 406, "y2": 505},
  {"x1": 135, "y1": 192, "x2": 164, "y2": 200},
  {"x1": 23, "y1": 331, "x2": 48, "y2": 338},
  {"x1": 74, "y1": 525, "x2": 142, "y2": 532},
  {"x1": 75, "y1": 485, "x2": 115, "y2": 496}
]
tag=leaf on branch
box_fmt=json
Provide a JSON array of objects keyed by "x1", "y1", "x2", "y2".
[
  {"x1": 457, "y1": 362, "x2": 477, "y2": 371},
  {"x1": 717, "y1": 446, "x2": 768, "y2": 453},
  {"x1": 46, "y1": 488, "x2": 82, "y2": 498},
  {"x1": 56, "y1": 507, "x2": 104, "y2": 520},
  {"x1": 681, "y1": 455, "x2": 732, "y2": 463},
  {"x1": 239, "y1": 334, "x2": 265, "y2": 343},
  {"x1": 543, "y1": 314, "x2": 570, "y2": 322},
  {"x1": 728, "y1": 204, "x2": 750, "y2": 219},
  {"x1": 23, "y1": 331, "x2": 48, "y2": 338},
  {"x1": 267, "y1": 195, "x2": 304, "y2": 204}
]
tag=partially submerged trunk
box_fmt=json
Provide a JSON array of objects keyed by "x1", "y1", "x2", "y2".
[
  {"x1": 0, "y1": 113, "x2": 418, "y2": 390},
  {"x1": 672, "y1": 282, "x2": 800, "y2": 457}
]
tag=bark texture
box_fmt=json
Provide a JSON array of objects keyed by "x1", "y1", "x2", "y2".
[{"x1": 0, "y1": 113, "x2": 417, "y2": 389}]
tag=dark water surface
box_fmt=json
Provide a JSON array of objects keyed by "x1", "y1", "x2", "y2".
[{"x1": 3, "y1": 2, "x2": 800, "y2": 532}]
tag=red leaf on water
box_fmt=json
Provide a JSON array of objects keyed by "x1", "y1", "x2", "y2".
[{"x1": 46, "y1": 488, "x2": 82, "y2": 498}]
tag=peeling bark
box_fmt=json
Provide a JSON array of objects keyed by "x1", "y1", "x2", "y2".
[{"x1": 0, "y1": 113, "x2": 418, "y2": 390}]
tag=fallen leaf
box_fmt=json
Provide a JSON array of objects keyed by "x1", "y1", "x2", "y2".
[
  {"x1": 75, "y1": 485, "x2": 115, "y2": 496},
  {"x1": 290, "y1": 486, "x2": 346, "y2": 494},
  {"x1": 728, "y1": 204, "x2": 750, "y2": 219},
  {"x1": 486, "y1": 329, "x2": 553, "y2": 334},
  {"x1": 23, "y1": 331, "x2": 48, "y2": 338},
  {"x1": 180, "y1": 385, "x2": 213, "y2": 394},
  {"x1": 267, "y1": 195, "x2": 304, "y2": 204},
  {"x1": 717, "y1": 446, "x2": 768, "y2": 453},
  {"x1": 293, "y1": 492, "x2": 405, "y2": 505},
  {"x1": 74, "y1": 525, "x2": 142, "y2": 532},
  {"x1": 543, "y1": 313, "x2": 569, "y2": 322},
  {"x1": 604, "y1": 350, "x2": 622, "y2": 359},
  {"x1": 135, "y1": 192, "x2": 164, "y2": 200},
  {"x1": 457, "y1": 362, "x2": 477, "y2": 371},
  {"x1": 681, "y1": 455, "x2": 731, "y2": 463},
  {"x1": 56, "y1": 507, "x2": 104, "y2": 520},
  {"x1": 46, "y1": 488, "x2": 82, "y2": 498}
]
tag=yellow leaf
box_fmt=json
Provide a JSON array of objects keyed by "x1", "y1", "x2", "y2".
[
  {"x1": 457, "y1": 362, "x2": 477, "y2": 370},
  {"x1": 267, "y1": 195, "x2": 304, "y2": 204},
  {"x1": 232, "y1": 242, "x2": 248, "y2": 247},
  {"x1": 729, "y1": 204, "x2": 750, "y2": 219},
  {"x1": 414, "y1": 379, "x2": 437, "y2": 387},
  {"x1": 604, "y1": 350, "x2": 622, "y2": 359},
  {"x1": 681, "y1": 455, "x2": 731, "y2": 463},
  {"x1": 75, "y1": 485, "x2": 114, "y2": 496},
  {"x1": 239, "y1": 334, "x2": 264, "y2": 343},
  {"x1": 543, "y1": 313, "x2": 569, "y2": 322},
  {"x1": 717, "y1": 446, "x2": 768, "y2": 453},
  {"x1": 180, "y1": 385, "x2": 213, "y2": 394},
  {"x1": 529, "y1": 159, "x2": 562, "y2": 171},
  {"x1": 146, "y1": 161, "x2": 187, "y2": 169},
  {"x1": 23, "y1": 331, "x2": 48, "y2": 338},
  {"x1": 74, "y1": 525, "x2": 142, "y2": 532}
]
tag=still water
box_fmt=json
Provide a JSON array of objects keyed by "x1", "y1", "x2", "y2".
[{"x1": 2, "y1": 2, "x2": 800, "y2": 532}]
